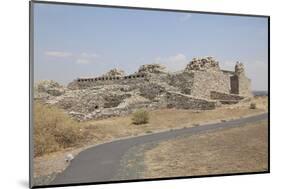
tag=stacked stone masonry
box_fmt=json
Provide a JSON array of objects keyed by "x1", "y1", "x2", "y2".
[{"x1": 35, "y1": 57, "x2": 252, "y2": 121}]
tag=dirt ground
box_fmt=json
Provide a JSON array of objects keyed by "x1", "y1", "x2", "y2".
[
  {"x1": 33, "y1": 96, "x2": 268, "y2": 180},
  {"x1": 143, "y1": 120, "x2": 268, "y2": 178},
  {"x1": 81, "y1": 96, "x2": 267, "y2": 143}
]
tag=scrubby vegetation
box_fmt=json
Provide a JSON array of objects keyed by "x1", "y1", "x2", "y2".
[
  {"x1": 33, "y1": 102, "x2": 86, "y2": 157},
  {"x1": 250, "y1": 102, "x2": 257, "y2": 109},
  {"x1": 132, "y1": 109, "x2": 150, "y2": 125}
]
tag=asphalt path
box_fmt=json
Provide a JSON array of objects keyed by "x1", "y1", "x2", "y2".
[{"x1": 51, "y1": 113, "x2": 268, "y2": 185}]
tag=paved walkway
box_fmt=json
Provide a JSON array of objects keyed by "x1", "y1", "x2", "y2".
[{"x1": 51, "y1": 113, "x2": 268, "y2": 186}]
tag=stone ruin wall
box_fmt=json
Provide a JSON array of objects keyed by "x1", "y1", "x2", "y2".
[
  {"x1": 68, "y1": 58, "x2": 253, "y2": 100},
  {"x1": 35, "y1": 57, "x2": 253, "y2": 121},
  {"x1": 167, "y1": 72, "x2": 194, "y2": 95},
  {"x1": 68, "y1": 64, "x2": 170, "y2": 90},
  {"x1": 233, "y1": 62, "x2": 252, "y2": 97},
  {"x1": 210, "y1": 91, "x2": 245, "y2": 101},
  {"x1": 238, "y1": 75, "x2": 252, "y2": 97},
  {"x1": 190, "y1": 71, "x2": 231, "y2": 99},
  {"x1": 165, "y1": 91, "x2": 217, "y2": 110},
  {"x1": 68, "y1": 73, "x2": 147, "y2": 89}
]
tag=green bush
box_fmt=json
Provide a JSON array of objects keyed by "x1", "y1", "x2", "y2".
[
  {"x1": 33, "y1": 102, "x2": 84, "y2": 157},
  {"x1": 132, "y1": 109, "x2": 149, "y2": 125}
]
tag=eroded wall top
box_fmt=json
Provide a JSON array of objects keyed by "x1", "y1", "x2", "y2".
[
  {"x1": 185, "y1": 57, "x2": 220, "y2": 72},
  {"x1": 137, "y1": 64, "x2": 167, "y2": 74}
]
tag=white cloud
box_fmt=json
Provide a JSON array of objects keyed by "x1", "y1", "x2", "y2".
[
  {"x1": 45, "y1": 51, "x2": 99, "y2": 65},
  {"x1": 45, "y1": 51, "x2": 72, "y2": 58},
  {"x1": 76, "y1": 58, "x2": 91, "y2": 64},
  {"x1": 76, "y1": 52, "x2": 99, "y2": 64},
  {"x1": 180, "y1": 14, "x2": 192, "y2": 22},
  {"x1": 80, "y1": 52, "x2": 99, "y2": 58},
  {"x1": 154, "y1": 53, "x2": 189, "y2": 72}
]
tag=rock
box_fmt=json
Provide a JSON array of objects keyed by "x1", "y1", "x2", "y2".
[
  {"x1": 35, "y1": 80, "x2": 65, "y2": 99},
  {"x1": 103, "y1": 68, "x2": 126, "y2": 77},
  {"x1": 65, "y1": 154, "x2": 74, "y2": 162},
  {"x1": 235, "y1": 61, "x2": 245, "y2": 75},
  {"x1": 185, "y1": 56, "x2": 220, "y2": 72},
  {"x1": 137, "y1": 64, "x2": 166, "y2": 74},
  {"x1": 117, "y1": 95, "x2": 150, "y2": 109}
]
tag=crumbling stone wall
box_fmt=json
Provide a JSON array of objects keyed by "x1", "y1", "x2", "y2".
[
  {"x1": 190, "y1": 71, "x2": 230, "y2": 99},
  {"x1": 185, "y1": 57, "x2": 220, "y2": 72},
  {"x1": 67, "y1": 64, "x2": 168, "y2": 90},
  {"x1": 103, "y1": 93, "x2": 132, "y2": 108},
  {"x1": 234, "y1": 62, "x2": 252, "y2": 97},
  {"x1": 35, "y1": 57, "x2": 252, "y2": 121},
  {"x1": 237, "y1": 74, "x2": 252, "y2": 97},
  {"x1": 67, "y1": 73, "x2": 147, "y2": 89},
  {"x1": 103, "y1": 68, "x2": 125, "y2": 77},
  {"x1": 181, "y1": 57, "x2": 231, "y2": 99},
  {"x1": 34, "y1": 80, "x2": 65, "y2": 99},
  {"x1": 210, "y1": 91, "x2": 245, "y2": 104},
  {"x1": 165, "y1": 91, "x2": 217, "y2": 110},
  {"x1": 210, "y1": 91, "x2": 244, "y2": 101},
  {"x1": 138, "y1": 64, "x2": 166, "y2": 74},
  {"x1": 68, "y1": 59, "x2": 252, "y2": 99},
  {"x1": 167, "y1": 72, "x2": 194, "y2": 95},
  {"x1": 138, "y1": 82, "x2": 166, "y2": 100}
]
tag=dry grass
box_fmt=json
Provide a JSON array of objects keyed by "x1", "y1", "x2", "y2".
[
  {"x1": 143, "y1": 120, "x2": 268, "y2": 178},
  {"x1": 82, "y1": 100, "x2": 265, "y2": 143},
  {"x1": 231, "y1": 96, "x2": 268, "y2": 111},
  {"x1": 252, "y1": 96, "x2": 268, "y2": 110},
  {"x1": 33, "y1": 102, "x2": 91, "y2": 157},
  {"x1": 33, "y1": 96, "x2": 268, "y2": 177}
]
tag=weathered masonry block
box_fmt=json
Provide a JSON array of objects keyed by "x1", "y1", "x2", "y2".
[{"x1": 166, "y1": 91, "x2": 217, "y2": 110}]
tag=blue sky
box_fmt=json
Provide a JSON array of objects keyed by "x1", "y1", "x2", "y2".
[{"x1": 33, "y1": 3, "x2": 268, "y2": 90}]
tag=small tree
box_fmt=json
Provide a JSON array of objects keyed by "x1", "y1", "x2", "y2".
[{"x1": 132, "y1": 109, "x2": 149, "y2": 125}]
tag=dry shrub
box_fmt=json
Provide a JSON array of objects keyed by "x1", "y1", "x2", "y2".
[
  {"x1": 33, "y1": 102, "x2": 84, "y2": 157},
  {"x1": 132, "y1": 109, "x2": 149, "y2": 125},
  {"x1": 250, "y1": 102, "x2": 257, "y2": 109}
]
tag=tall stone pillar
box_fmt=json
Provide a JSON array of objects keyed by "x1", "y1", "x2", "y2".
[{"x1": 234, "y1": 62, "x2": 252, "y2": 97}]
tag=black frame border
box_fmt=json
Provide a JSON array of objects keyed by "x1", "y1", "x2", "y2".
[{"x1": 29, "y1": 0, "x2": 270, "y2": 188}]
